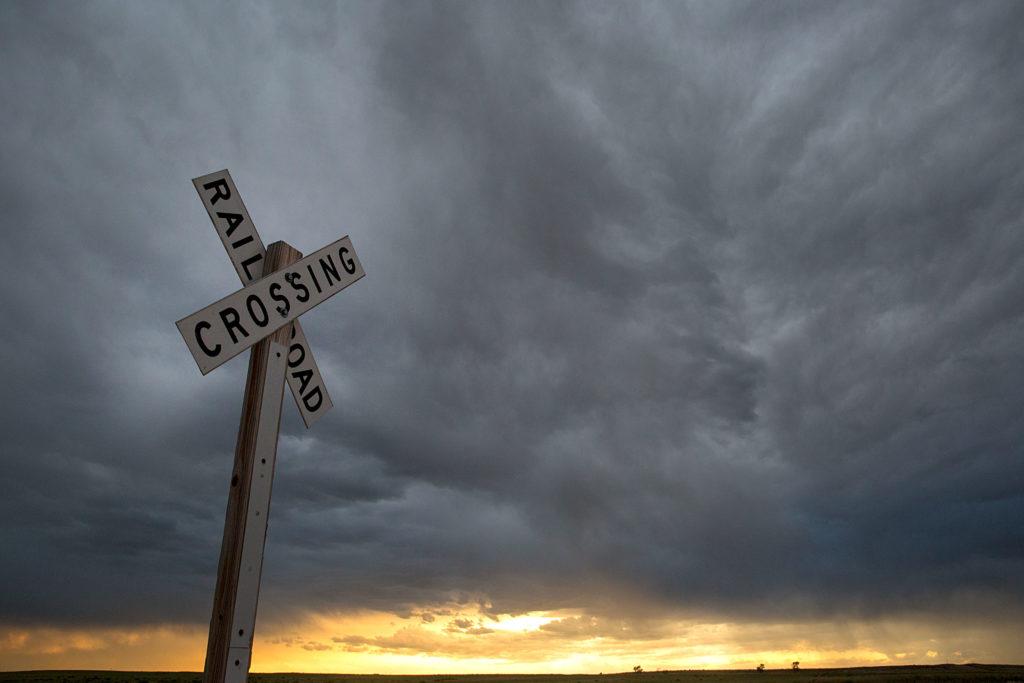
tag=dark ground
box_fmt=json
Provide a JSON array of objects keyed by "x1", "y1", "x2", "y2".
[{"x1": 2, "y1": 666, "x2": 1024, "y2": 683}]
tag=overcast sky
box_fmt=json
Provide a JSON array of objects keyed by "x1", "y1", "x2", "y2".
[{"x1": 1, "y1": 0, "x2": 1023, "y2": 671}]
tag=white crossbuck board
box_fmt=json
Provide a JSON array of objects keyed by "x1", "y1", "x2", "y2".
[
  {"x1": 192, "y1": 170, "x2": 334, "y2": 428},
  {"x1": 191, "y1": 170, "x2": 266, "y2": 283},
  {"x1": 177, "y1": 236, "x2": 365, "y2": 375}
]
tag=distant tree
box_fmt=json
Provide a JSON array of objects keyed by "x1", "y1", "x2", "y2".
[
  {"x1": 792, "y1": 661, "x2": 800, "y2": 670},
  {"x1": 756, "y1": 664, "x2": 765, "y2": 672},
  {"x1": 633, "y1": 665, "x2": 643, "y2": 673}
]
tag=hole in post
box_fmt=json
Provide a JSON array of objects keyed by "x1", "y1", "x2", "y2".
[
  {"x1": 239, "y1": 629, "x2": 244, "y2": 636},
  {"x1": 261, "y1": 458, "x2": 266, "y2": 464},
  {"x1": 231, "y1": 474, "x2": 239, "y2": 487},
  {"x1": 235, "y1": 660, "x2": 240, "y2": 667}
]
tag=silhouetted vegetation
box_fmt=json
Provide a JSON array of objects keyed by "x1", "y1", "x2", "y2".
[{"x1": 2, "y1": 665, "x2": 1024, "y2": 683}]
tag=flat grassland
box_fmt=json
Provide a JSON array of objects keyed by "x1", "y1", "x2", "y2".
[{"x1": 3, "y1": 666, "x2": 1024, "y2": 683}]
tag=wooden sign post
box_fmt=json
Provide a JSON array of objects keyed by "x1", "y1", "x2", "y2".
[{"x1": 176, "y1": 171, "x2": 366, "y2": 683}]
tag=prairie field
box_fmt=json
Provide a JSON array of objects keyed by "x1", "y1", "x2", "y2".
[{"x1": 3, "y1": 666, "x2": 1024, "y2": 683}]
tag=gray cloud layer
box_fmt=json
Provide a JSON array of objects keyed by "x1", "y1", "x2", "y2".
[{"x1": 1, "y1": 0, "x2": 1022, "y2": 630}]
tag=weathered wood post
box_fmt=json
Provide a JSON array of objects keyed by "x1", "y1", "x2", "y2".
[{"x1": 204, "y1": 241, "x2": 300, "y2": 683}]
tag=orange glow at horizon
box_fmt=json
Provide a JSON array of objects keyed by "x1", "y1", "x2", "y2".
[{"x1": 2, "y1": 607, "x2": 1023, "y2": 673}]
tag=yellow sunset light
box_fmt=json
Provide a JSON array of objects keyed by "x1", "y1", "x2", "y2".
[{"x1": 488, "y1": 613, "x2": 561, "y2": 633}]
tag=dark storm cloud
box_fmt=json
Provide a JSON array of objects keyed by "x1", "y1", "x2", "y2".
[{"x1": 1, "y1": 0, "x2": 1022, "y2": 633}]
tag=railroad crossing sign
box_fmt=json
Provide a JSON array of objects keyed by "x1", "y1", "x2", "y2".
[
  {"x1": 176, "y1": 170, "x2": 365, "y2": 683},
  {"x1": 189, "y1": 170, "x2": 339, "y2": 427}
]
